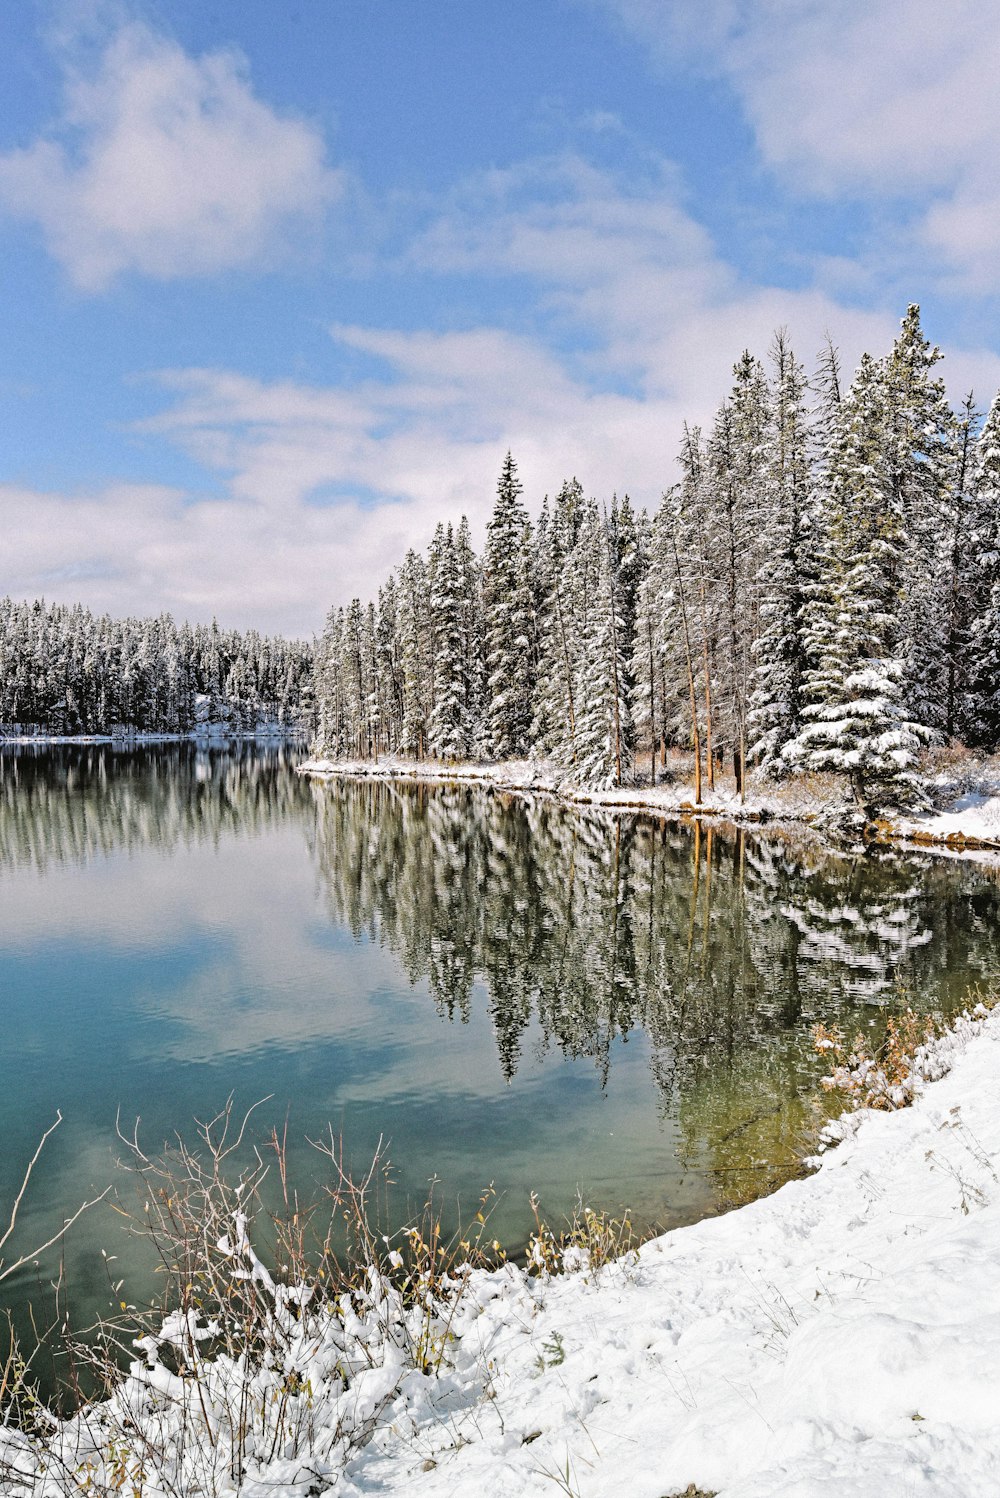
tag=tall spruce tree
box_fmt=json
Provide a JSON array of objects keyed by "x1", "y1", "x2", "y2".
[
  {"x1": 482, "y1": 453, "x2": 535, "y2": 759},
  {"x1": 748, "y1": 333, "x2": 811, "y2": 772},
  {"x1": 573, "y1": 508, "x2": 633, "y2": 788},
  {"x1": 967, "y1": 393, "x2": 1000, "y2": 746},
  {"x1": 881, "y1": 305, "x2": 959, "y2": 734},
  {"x1": 531, "y1": 477, "x2": 587, "y2": 766},
  {"x1": 428, "y1": 523, "x2": 471, "y2": 760},
  {"x1": 789, "y1": 353, "x2": 930, "y2": 812}
]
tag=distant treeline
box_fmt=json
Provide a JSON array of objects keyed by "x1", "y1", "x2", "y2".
[
  {"x1": 0, "y1": 598, "x2": 313, "y2": 736},
  {"x1": 313, "y1": 307, "x2": 1000, "y2": 808}
]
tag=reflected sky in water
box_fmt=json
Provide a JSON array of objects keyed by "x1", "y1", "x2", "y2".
[{"x1": 2, "y1": 744, "x2": 999, "y2": 1343}]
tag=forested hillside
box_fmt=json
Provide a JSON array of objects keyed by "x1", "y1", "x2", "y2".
[
  {"x1": 0, "y1": 600, "x2": 312, "y2": 736},
  {"x1": 313, "y1": 307, "x2": 1000, "y2": 810}
]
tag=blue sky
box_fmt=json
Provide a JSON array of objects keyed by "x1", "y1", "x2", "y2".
[{"x1": 2, "y1": 0, "x2": 999, "y2": 635}]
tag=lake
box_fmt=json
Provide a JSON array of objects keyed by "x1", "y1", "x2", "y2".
[{"x1": 2, "y1": 742, "x2": 999, "y2": 1358}]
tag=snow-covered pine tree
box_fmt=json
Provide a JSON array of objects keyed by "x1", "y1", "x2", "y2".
[
  {"x1": 608, "y1": 492, "x2": 643, "y2": 749},
  {"x1": 340, "y1": 598, "x2": 368, "y2": 756},
  {"x1": 427, "y1": 522, "x2": 471, "y2": 760},
  {"x1": 966, "y1": 392, "x2": 1000, "y2": 747},
  {"x1": 375, "y1": 577, "x2": 403, "y2": 753},
  {"x1": 942, "y1": 392, "x2": 982, "y2": 741},
  {"x1": 397, "y1": 550, "x2": 433, "y2": 758},
  {"x1": 482, "y1": 453, "x2": 535, "y2": 760},
  {"x1": 748, "y1": 332, "x2": 811, "y2": 774},
  {"x1": 531, "y1": 477, "x2": 587, "y2": 766},
  {"x1": 881, "y1": 305, "x2": 960, "y2": 736},
  {"x1": 573, "y1": 507, "x2": 634, "y2": 788},
  {"x1": 705, "y1": 354, "x2": 771, "y2": 793},
  {"x1": 629, "y1": 503, "x2": 664, "y2": 774},
  {"x1": 455, "y1": 515, "x2": 484, "y2": 753},
  {"x1": 788, "y1": 352, "x2": 931, "y2": 815}
]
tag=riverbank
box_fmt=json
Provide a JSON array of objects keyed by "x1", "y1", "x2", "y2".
[
  {"x1": 350, "y1": 999, "x2": 1000, "y2": 1497},
  {"x1": 299, "y1": 750, "x2": 1000, "y2": 859},
  {"x1": 6, "y1": 1001, "x2": 998, "y2": 1496}
]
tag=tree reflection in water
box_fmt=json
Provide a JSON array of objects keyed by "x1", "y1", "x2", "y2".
[
  {"x1": 3, "y1": 748, "x2": 998, "y2": 1217},
  {"x1": 307, "y1": 779, "x2": 1000, "y2": 1203}
]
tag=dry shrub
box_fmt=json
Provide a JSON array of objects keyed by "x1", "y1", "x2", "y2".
[
  {"x1": 1, "y1": 1105, "x2": 648, "y2": 1496},
  {"x1": 814, "y1": 988, "x2": 999, "y2": 1112},
  {"x1": 813, "y1": 1009, "x2": 936, "y2": 1110},
  {"x1": 526, "y1": 1191, "x2": 638, "y2": 1278}
]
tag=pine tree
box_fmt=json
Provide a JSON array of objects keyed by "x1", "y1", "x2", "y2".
[
  {"x1": 455, "y1": 515, "x2": 484, "y2": 752},
  {"x1": 967, "y1": 393, "x2": 1000, "y2": 747},
  {"x1": 705, "y1": 354, "x2": 771, "y2": 792},
  {"x1": 428, "y1": 523, "x2": 471, "y2": 760},
  {"x1": 397, "y1": 551, "x2": 432, "y2": 758},
  {"x1": 482, "y1": 453, "x2": 535, "y2": 759},
  {"x1": 943, "y1": 392, "x2": 982, "y2": 741},
  {"x1": 789, "y1": 353, "x2": 930, "y2": 813},
  {"x1": 881, "y1": 305, "x2": 959, "y2": 735},
  {"x1": 532, "y1": 477, "x2": 586, "y2": 764},
  {"x1": 748, "y1": 332, "x2": 811, "y2": 772},
  {"x1": 573, "y1": 509, "x2": 633, "y2": 788}
]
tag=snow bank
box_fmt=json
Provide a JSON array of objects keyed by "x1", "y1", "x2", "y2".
[
  {"x1": 899, "y1": 791, "x2": 1000, "y2": 851},
  {"x1": 5, "y1": 1009, "x2": 998, "y2": 1495},
  {"x1": 298, "y1": 755, "x2": 834, "y2": 825},
  {"x1": 300, "y1": 753, "x2": 1000, "y2": 863},
  {"x1": 337, "y1": 1005, "x2": 1000, "y2": 1496}
]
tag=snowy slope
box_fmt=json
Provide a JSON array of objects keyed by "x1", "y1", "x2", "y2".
[
  {"x1": 336, "y1": 1008, "x2": 1000, "y2": 1497},
  {"x1": 7, "y1": 1012, "x2": 998, "y2": 1495}
]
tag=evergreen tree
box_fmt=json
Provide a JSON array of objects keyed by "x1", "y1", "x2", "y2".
[
  {"x1": 428, "y1": 523, "x2": 471, "y2": 760},
  {"x1": 482, "y1": 453, "x2": 535, "y2": 759},
  {"x1": 788, "y1": 353, "x2": 930, "y2": 812},
  {"x1": 748, "y1": 332, "x2": 811, "y2": 772},
  {"x1": 532, "y1": 477, "x2": 586, "y2": 764},
  {"x1": 705, "y1": 354, "x2": 771, "y2": 791},
  {"x1": 573, "y1": 509, "x2": 633, "y2": 788},
  {"x1": 967, "y1": 393, "x2": 1000, "y2": 746},
  {"x1": 397, "y1": 550, "x2": 433, "y2": 758},
  {"x1": 881, "y1": 305, "x2": 960, "y2": 734}
]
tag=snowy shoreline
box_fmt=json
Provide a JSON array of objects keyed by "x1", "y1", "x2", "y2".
[
  {"x1": 298, "y1": 754, "x2": 1000, "y2": 860},
  {"x1": 11, "y1": 1001, "x2": 996, "y2": 1496},
  {"x1": 339, "y1": 1001, "x2": 1000, "y2": 1497}
]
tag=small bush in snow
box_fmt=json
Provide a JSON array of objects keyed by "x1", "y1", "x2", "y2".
[
  {"x1": 814, "y1": 990, "x2": 1000, "y2": 1112},
  {"x1": 0, "y1": 1107, "x2": 648, "y2": 1496},
  {"x1": 526, "y1": 1191, "x2": 638, "y2": 1280}
]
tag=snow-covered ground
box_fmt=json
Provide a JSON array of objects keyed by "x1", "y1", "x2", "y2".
[
  {"x1": 320, "y1": 1005, "x2": 1000, "y2": 1497},
  {"x1": 895, "y1": 757, "x2": 1000, "y2": 852},
  {"x1": 298, "y1": 753, "x2": 832, "y2": 820},
  {"x1": 8, "y1": 1006, "x2": 998, "y2": 1496},
  {"x1": 899, "y1": 792, "x2": 1000, "y2": 846}
]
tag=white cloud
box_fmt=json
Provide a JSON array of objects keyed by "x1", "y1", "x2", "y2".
[
  {"x1": 4, "y1": 152, "x2": 998, "y2": 636},
  {"x1": 0, "y1": 21, "x2": 339, "y2": 290},
  {"x1": 406, "y1": 153, "x2": 904, "y2": 403},
  {"x1": 594, "y1": 0, "x2": 1000, "y2": 289}
]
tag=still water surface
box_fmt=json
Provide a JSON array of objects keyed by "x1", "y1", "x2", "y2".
[{"x1": 2, "y1": 743, "x2": 999, "y2": 1338}]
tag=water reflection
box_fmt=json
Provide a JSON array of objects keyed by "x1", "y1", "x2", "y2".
[
  {"x1": 0, "y1": 742, "x2": 307, "y2": 871},
  {"x1": 307, "y1": 779, "x2": 1000, "y2": 1102},
  {"x1": 1, "y1": 746, "x2": 999, "y2": 1329}
]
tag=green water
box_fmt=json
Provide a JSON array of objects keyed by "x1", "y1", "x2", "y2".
[{"x1": 1, "y1": 743, "x2": 998, "y2": 1357}]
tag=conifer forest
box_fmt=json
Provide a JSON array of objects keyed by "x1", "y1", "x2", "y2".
[
  {"x1": 313, "y1": 308, "x2": 1000, "y2": 812},
  {"x1": 5, "y1": 306, "x2": 1000, "y2": 818},
  {"x1": 0, "y1": 601, "x2": 313, "y2": 736}
]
